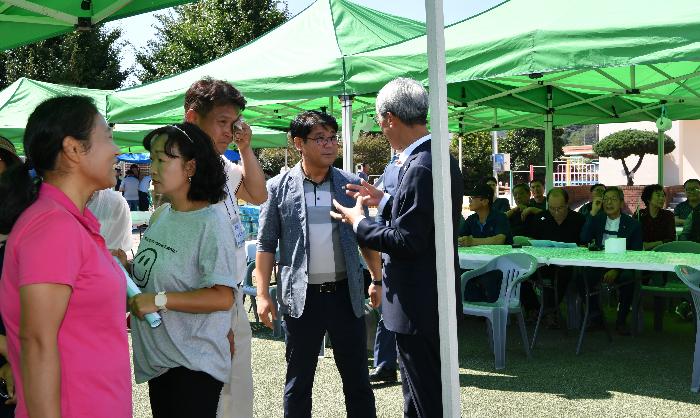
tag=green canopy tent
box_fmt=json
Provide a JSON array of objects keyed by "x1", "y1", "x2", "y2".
[
  {"x1": 0, "y1": 0, "x2": 196, "y2": 51},
  {"x1": 346, "y1": 0, "x2": 700, "y2": 186},
  {"x1": 0, "y1": 78, "x2": 288, "y2": 154},
  {"x1": 106, "y1": 0, "x2": 426, "y2": 171}
]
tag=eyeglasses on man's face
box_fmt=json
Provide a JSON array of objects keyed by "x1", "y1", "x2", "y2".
[{"x1": 305, "y1": 134, "x2": 341, "y2": 146}]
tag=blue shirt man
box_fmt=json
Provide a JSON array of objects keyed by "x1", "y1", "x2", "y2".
[{"x1": 460, "y1": 184, "x2": 513, "y2": 302}]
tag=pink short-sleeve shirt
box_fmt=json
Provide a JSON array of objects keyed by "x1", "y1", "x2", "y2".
[{"x1": 0, "y1": 183, "x2": 131, "y2": 418}]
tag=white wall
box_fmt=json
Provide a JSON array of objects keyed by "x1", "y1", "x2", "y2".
[{"x1": 598, "y1": 121, "x2": 687, "y2": 186}]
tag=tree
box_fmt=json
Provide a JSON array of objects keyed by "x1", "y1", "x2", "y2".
[
  {"x1": 594, "y1": 129, "x2": 675, "y2": 185},
  {"x1": 136, "y1": 0, "x2": 289, "y2": 82},
  {"x1": 499, "y1": 128, "x2": 565, "y2": 173},
  {"x1": 450, "y1": 131, "x2": 493, "y2": 191},
  {"x1": 1, "y1": 25, "x2": 127, "y2": 90},
  {"x1": 353, "y1": 133, "x2": 392, "y2": 176}
]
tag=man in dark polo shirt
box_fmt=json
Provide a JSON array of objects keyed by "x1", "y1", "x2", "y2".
[
  {"x1": 524, "y1": 188, "x2": 585, "y2": 323},
  {"x1": 460, "y1": 184, "x2": 512, "y2": 302},
  {"x1": 529, "y1": 178, "x2": 547, "y2": 210},
  {"x1": 506, "y1": 182, "x2": 535, "y2": 237},
  {"x1": 675, "y1": 178, "x2": 700, "y2": 226}
]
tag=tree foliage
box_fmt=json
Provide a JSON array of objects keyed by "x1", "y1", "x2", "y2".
[
  {"x1": 352, "y1": 133, "x2": 392, "y2": 176},
  {"x1": 0, "y1": 25, "x2": 127, "y2": 90},
  {"x1": 498, "y1": 128, "x2": 565, "y2": 173},
  {"x1": 450, "y1": 131, "x2": 493, "y2": 191},
  {"x1": 594, "y1": 129, "x2": 675, "y2": 185},
  {"x1": 136, "y1": 0, "x2": 289, "y2": 82}
]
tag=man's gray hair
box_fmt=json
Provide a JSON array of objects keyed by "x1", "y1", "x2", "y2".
[{"x1": 375, "y1": 78, "x2": 428, "y2": 126}]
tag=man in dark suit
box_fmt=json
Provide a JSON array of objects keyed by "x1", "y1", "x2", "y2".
[
  {"x1": 331, "y1": 78, "x2": 463, "y2": 417},
  {"x1": 580, "y1": 186, "x2": 642, "y2": 335}
]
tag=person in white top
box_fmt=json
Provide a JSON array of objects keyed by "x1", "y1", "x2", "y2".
[
  {"x1": 183, "y1": 78, "x2": 267, "y2": 418},
  {"x1": 87, "y1": 188, "x2": 133, "y2": 254},
  {"x1": 119, "y1": 169, "x2": 140, "y2": 211}
]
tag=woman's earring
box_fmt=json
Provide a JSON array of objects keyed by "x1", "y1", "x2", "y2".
[{"x1": 188, "y1": 176, "x2": 192, "y2": 183}]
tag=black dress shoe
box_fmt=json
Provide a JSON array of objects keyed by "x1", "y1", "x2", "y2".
[{"x1": 369, "y1": 366, "x2": 397, "y2": 383}]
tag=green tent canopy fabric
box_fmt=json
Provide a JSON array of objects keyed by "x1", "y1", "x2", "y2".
[
  {"x1": 0, "y1": 78, "x2": 288, "y2": 154},
  {"x1": 105, "y1": 0, "x2": 426, "y2": 125},
  {"x1": 345, "y1": 0, "x2": 700, "y2": 127},
  {"x1": 0, "y1": 0, "x2": 196, "y2": 51}
]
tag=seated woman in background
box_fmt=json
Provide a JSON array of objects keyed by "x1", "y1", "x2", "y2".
[
  {"x1": 128, "y1": 123, "x2": 238, "y2": 418},
  {"x1": 636, "y1": 184, "x2": 676, "y2": 250}
]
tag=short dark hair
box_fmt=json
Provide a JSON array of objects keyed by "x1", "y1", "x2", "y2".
[
  {"x1": 484, "y1": 176, "x2": 498, "y2": 184},
  {"x1": 530, "y1": 178, "x2": 544, "y2": 186},
  {"x1": 547, "y1": 187, "x2": 569, "y2": 203},
  {"x1": 289, "y1": 111, "x2": 339, "y2": 141},
  {"x1": 590, "y1": 183, "x2": 606, "y2": 192},
  {"x1": 684, "y1": 178, "x2": 700, "y2": 189},
  {"x1": 641, "y1": 184, "x2": 664, "y2": 206},
  {"x1": 143, "y1": 123, "x2": 227, "y2": 205},
  {"x1": 604, "y1": 186, "x2": 625, "y2": 202},
  {"x1": 0, "y1": 96, "x2": 99, "y2": 233},
  {"x1": 184, "y1": 77, "x2": 247, "y2": 118},
  {"x1": 512, "y1": 183, "x2": 530, "y2": 194}
]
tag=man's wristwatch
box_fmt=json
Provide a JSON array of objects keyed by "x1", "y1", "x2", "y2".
[
  {"x1": 372, "y1": 280, "x2": 383, "y2": 286},
  {"x1": 155, "y1": 291, "x2": 168, "y2": 313}
]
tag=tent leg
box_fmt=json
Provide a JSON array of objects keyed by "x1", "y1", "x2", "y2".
[
  {"x1": 658, "y1": 130, "x2": 664, "y2": 185},
  {"x1": 544, "y1": 86, "x2": 554, "y2": 191},
  {"x1": 284, "y1": 148, "x2": 288, "y2": 169},
  {"x1": 458, "y1": 136, "x2": 463, "y2": 172},
  {"x1": 425, "y1": 0, "x2": 460, "y2": 416},
  {"x1": 341, "y1": 95, "x2": 353, "y2": 173},
  {"x1": 492, "y1": 130, "x2": 499, "y2": 181}
]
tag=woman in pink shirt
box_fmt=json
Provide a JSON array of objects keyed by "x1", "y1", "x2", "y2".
[{"x1": 0, "y1": 96, "x2": 131, "y2": 418}]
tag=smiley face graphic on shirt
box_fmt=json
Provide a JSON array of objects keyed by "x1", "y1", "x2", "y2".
[{"x1": 133, "y1": 248, "x2": 157, "y2": 288}]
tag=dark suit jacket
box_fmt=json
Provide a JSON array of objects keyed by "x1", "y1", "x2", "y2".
[
  {"x1": 356, "y1": 139, "x2": 463, "y2": 335},
  {"x1": 580, "y1": 212, "x2": 643, "y2": 250}
]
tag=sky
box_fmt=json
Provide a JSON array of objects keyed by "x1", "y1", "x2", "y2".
[{"x1": 106, "y1": 0, "x2": 503, "y2": 85}]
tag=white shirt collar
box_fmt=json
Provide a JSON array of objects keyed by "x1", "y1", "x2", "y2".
[{"x1": 397, "y1": 134, "x2": 431, "y2": 165}]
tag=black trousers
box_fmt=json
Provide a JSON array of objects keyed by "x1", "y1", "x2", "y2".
[
  {"x1": 395, "y1": 329, "x2": 442, "y2": 418},
  {"x1": 148, "y1": 367, "x2": 224, "y2": 418},
  {"x1": 282, "y1": 283, "x2": 375, "y2": 418},
  {"x1": 580, "y1": 267, "x2": 634, "y2": 326},
  {"x1": 138, "y1": 190, "x2": 150, "y2": 211}
]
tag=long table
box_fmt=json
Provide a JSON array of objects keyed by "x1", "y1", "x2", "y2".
[{"x1": 459, "y1": 245, "x2": 700, "y2": 271}]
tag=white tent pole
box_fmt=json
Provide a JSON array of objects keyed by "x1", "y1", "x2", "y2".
[
  {"x1": 425, "y1": 0, "x2": 460, "y2": 416},
  {"x1": 544, "y1": 86, "x2": 554, "y2": 191},
  {"x1": 341, "y1": 95, "x2": 353, "y2": 172},
  {"x1": 285, "y1": 148, "x2": 288, "y2": 169},
  {"x1": 658, "y1": 130, "x2": 665, "y2": 185},
  {"x1": 458, "y1": 136, "x2": 463, "y2": 172}
]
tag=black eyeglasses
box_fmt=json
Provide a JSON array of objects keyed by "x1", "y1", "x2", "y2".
[{"x1": 305, "y1": 134, "x2": 341, "y2": 146}]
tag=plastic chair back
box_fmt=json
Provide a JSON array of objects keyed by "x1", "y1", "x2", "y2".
[
  {"x1": 654, "y1": 241, "x2": 700, "y2": 254},
  {"x1": 243, "y1": 261, "x2": 256, "y2": 287},
  {"x1": 675, "y1": 265, "x2": 700, "y2": 306},
  {"x1": 513, "y1": 236, "x2": 532, "y2": 247},
  {"x1": 461, "y1": 253, "x2": 538, "y2": 307}
]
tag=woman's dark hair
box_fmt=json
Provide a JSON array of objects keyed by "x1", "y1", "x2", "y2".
[
  {"x1": 0, "y1": 96, "x2": 99, "y2": 234},
  {"x1": 483, "y1": 176, "x2": 498, "y2": 185},
  {"x1": 641, "y1": 184, "x2": 664, "y2": 207},
  {"x1": 143, "y1": 123, "x2": 226, "y2": 204},
  {"x1": 0, "y1": 148, "x2": 21, "y2": 169}
]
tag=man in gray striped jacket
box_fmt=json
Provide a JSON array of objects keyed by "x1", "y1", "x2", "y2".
[{"x1": 255, "y1": 111, "x2": 381, "y2": 418}]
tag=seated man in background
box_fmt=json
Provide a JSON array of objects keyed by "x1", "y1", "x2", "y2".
[
  {"x1": 675, "y1": 178, "x2": 700, "y2": 226},
  {"x1": 529, "y1": 178, "x2": 547, "y2": 210},
  {"x1": 460, "y1": 184, "x2": 512, "y2": 302},
  {"x1": 637, "y1": 184, "x2": 676, "y2": 250},
  {"x1": 521, "y1": 188, "x2": 585, "y2": 325},
  {"x1": 506, "y1": 183, "x2": 535, "y2": 237},
  {"x1": 578, "y1": 183, "x2": 606, "y2": 217},
  {"x1": 580, "y1": 186, "x2": 643, "y2": 335},
  {"x1": 485, "y1": 176, "x2": 510, "y2": 213}
]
